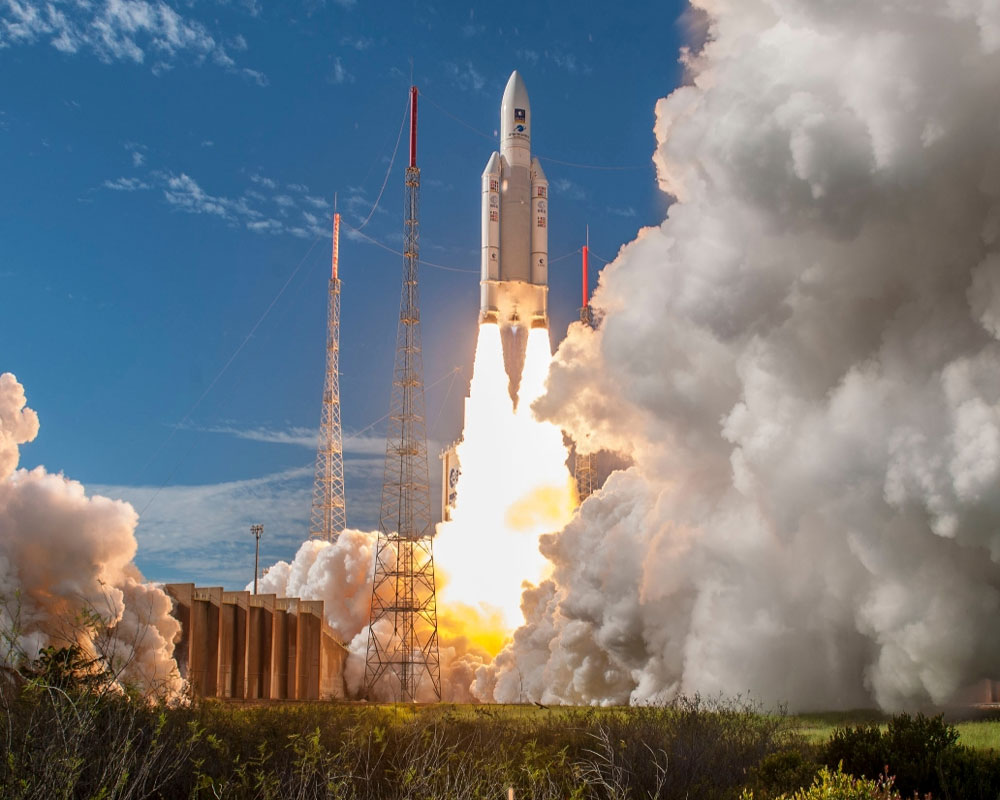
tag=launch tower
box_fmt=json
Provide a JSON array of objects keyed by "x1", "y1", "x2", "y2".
[
  {"x1": 309, "y1": 212, "x2": 348, "y2": 541},
  {"x1": 575, "y1": 240, "x2": 597, "y2": 502},
  {"x1": 363, "y1": 87, "x2": 442, "y2": 702}
]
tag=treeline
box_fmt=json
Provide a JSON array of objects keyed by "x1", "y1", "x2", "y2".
[{"x1": 2, "y1": 645, "x2": 999, "y2": 799}]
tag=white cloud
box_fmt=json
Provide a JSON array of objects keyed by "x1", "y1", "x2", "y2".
[
  {"x1": 250, "y1": 173, "x2": 277, "y2": 189},
  {"x1": 246, "y1": 218, "x2": 283, "y2": 234},
  {"x1": 194, "y1": 422, "x2": 391, "y2": 457},
  {"x1": 328, "y1": 56, "x2": 353, "y2": 85},
  {"x1": 445, "y1": 60, "x2": 485, "y2": 93},
  {"x1": 101, "y1": 163, "x2": 331, "y2": 239},
  {"x1": 0, "y1": 1, "x2": 265, "y2": 82},
  {"x1": 606, "y1": 205, "x2": 636, "y2": 218},
  {"x1": 94, "y1": 466, "x2": 315, "y2": 587},
  {"x1": 163, "y1": 172, "x2": 237, "y2": 218},
  {"x1": 548, "y1": 51, "x2": 578, "y2": 73},
  {"x1": 303, "y1": 194, "x2": 330, "y2": 210},
  {"x1": 551, "y1": 177, "x2": 587, "y2": 201},
  {"x1": 339, "y1": 34, "x2": 372, "y2": 50},
  {"x1": 104, "y1": 176, "x2": 150, "y2": 191},
  {"x1": 95, "y1": 452, "x2": 398, "y2": 588}
]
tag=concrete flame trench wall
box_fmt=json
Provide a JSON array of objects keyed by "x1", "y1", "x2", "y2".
[{"x1": 166, "y1": 584, "x2": 348, "y2": 701}]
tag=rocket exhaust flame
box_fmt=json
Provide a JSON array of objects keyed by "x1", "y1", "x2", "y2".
[{"x1": 434, "y1": 324, "x2": 576, "y2": 639}]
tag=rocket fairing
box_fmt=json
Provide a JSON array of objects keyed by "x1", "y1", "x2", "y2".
[{"x1": 480, "y1": 71, "x2": 549, "y2": 330}]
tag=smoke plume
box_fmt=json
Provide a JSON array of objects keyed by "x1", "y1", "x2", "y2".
[
  {"x1": 479, "y1": 0, "x2": 1000, "y2": 710},
  {"x1": 0, "y1": 373, "x2": 181, "y2": 696},
  {"x1": 254, "y1": 533, "x2": 489, "y2": 702}
]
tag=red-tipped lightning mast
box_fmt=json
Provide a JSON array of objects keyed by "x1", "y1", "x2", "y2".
[
  {"x1": 365, "y1": 83, "x2": 442, "y2": 702},
  {"x1": 409, "y1": 85, "x2": 418, "y2": 168},
  {"x1": 331, "y1": 211, "x2": 340, "y2": 281},
  {"x1": 309, "y1": 198, "x2": 347, "y2": 541},
  {"x1": 575, "y1": 225, "x2": 597, "y2": 501}
]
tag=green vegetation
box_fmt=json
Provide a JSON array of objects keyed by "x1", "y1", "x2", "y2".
[{"x1": 2, "y1": 645, "x2": 999, "y2": 798}]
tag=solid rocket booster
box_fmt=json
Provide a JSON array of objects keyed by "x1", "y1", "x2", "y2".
[{"x1": 480, "y1": 71, "x2": 549, "y2": 329}]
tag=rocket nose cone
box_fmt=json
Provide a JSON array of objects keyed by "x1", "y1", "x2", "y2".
[{"x1": 502, "y1": 70, "x2": 530, "y2": 110}]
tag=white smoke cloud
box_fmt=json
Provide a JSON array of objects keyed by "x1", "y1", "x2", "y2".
[
  {"x1": 0, "y1": 373, "x2": 181, "y2": 696},
  {"x1": 254, "y1": 533, "x2": 489, "y2": 702},
  {"x1": 254, "y1": 531, "x2": 377, "y2": 643},
  {"x1": 486, "y1": 0, "x2": 1000, "y2": 711}
]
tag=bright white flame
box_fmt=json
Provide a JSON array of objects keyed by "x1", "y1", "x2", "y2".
[{"x1": 435, "y1": 324, "x2": 577, "y2": 641}]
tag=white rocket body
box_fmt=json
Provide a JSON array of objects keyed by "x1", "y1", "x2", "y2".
[{"x1": 480, "y1": 71, "x2": 548, "y2": 329}]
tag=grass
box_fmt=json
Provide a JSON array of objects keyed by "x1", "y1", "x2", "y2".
[
  {"x1": 787, "y1": 710, "x2": 1000, "y2": 751},
  {"x1": 954, "y1": 719, "x2": 1000, "y2": 751}
]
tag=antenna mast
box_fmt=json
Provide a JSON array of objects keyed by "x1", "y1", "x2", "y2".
[
  {"x1": 309, "y1": 209, "x2": 348, "y2": 541},
  {"x1": 364, "y1": 86, "x2": 442, "y2": 702},
  {"x1": 575, "y1": 230, "x2": 597, "y2": 502}
]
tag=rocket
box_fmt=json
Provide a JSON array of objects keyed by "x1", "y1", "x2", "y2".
[{"x1": 480, "y1": 71, "x2": 549, "y2": 330}]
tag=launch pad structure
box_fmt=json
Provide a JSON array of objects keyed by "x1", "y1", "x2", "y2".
[
  {"x1": 363, "y1": 86, "x2": 443, "y2": 702},
  {"x1": 309, "y1": 211, "x2": 348, "y2": 542},
  {"x1": 575, "y1": 240, "x2": 597, "y2": 502}
]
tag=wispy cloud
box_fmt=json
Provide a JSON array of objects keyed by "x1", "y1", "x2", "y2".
[
  {"x1": 552, "y1": 177, "x2": 588, "y2": 201},
  {"x1": 126, "y1": 141, "x2": 148, "y2": 166},
  {"x1": 548, "y1": 50, "x2": 580, "y2": 74},
  {"x1": 193, "y1": 422, "x2": 390, "y2": 457},
  {"x1": 328, "y1": 56, "x2": 353, "y2": 84},
  {"x1": 250, "y1": 173, "x2": 277, "y2": 189},
  {"x1": 104, "y1": 176, "x2": 150, "y2": 191},
  {"x1": 92, "y1": 446, "x2": 427, "y2": 588},
  {"x1": 95, "y1": 466, "x2": 316, "y2": 588},
  {"x1": 606, "y1": 205, "x2": 636, "y2": 218},
  {"x1": 164, "y1": 172, "x2": 247, "y2": 219},
  {"x1": 444, "y1": 61, "x2": 485, "y2": 93},
  {"x1": 339, "y1": 34, "x2": 372, "y2": 51},
  {"x1": 0, "y1": 0, "x2": 266, "y2": 83},
  {"x1": 99, "y1": 164, "x2": 336, "y2": 240}
]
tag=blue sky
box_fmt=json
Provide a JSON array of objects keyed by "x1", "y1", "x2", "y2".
[{"x1": 2, "y1": 0, "x2": 686, "y2": 587}]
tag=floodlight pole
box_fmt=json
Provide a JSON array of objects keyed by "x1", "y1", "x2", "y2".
[{"x1": 250, "y1": 524, "x2": 263, "y2": 594}]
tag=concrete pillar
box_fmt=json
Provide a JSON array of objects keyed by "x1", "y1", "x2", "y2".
[
  {"x1": 271, "y1": 598, "x2": 298, "y2": 700},
  {"x1": 219, "y1": 591, "x2": 249, "y2": 699},
  {"x1": 246, "y1": 593, "x2": 275, "y2": 700},
  {"x1": 296, "y1": 600, "x2": 323, "y2": 701},
  {"x1": 319, "y1": 618, "x2": 348, "y2": 700},
  {"x1": 164, "y1": 583, "x2": 193, "y2": 680},
  {"x1": 165, "y1": 585, "x2": 349, "y2": 702},
  {"x1": 190, "y1": 587, "x2": 222, "y2": 697}
]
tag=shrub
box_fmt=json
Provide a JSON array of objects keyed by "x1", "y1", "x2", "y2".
[
  {"x1": 742, "y1": 763, "x2": 901, "y2": 799},
  {"x1": 823, "y1": 712, "x2": 1000, "y2": 800},
  {"x1": 745, "y1": 748, "x2": 821, "y2": 798}
]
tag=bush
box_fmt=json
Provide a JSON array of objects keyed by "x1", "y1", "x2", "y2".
[
  {"x1": 742, "y1": 763, "x2": 901, "y2": 800},
  {"x1": 745, "y1": 748, "x2": 821, "y2": 798},
  {"x1": 823, "y1": 712, "x2": 1000, "y2": 800}
]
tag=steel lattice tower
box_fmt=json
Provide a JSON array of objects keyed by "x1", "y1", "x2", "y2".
[
  {"x1": 364, "y1": 87, "x2": 442, "y2": 702},
  {"x1": 309, "y1": 212, "x2": 348, "y2": 541},
  {"x1": 575, "y1": 241, "x2": 598, "y2": 503}
]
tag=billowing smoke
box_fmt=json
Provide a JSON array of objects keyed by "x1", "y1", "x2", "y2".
[
  {"x1": 0, "y1": 373, "x2": 181, "y2": 696},
  {"x1": 476, "y1": 0, "x2": 1000, "y2": 711},
  {"x1": 255, "y1": 532, "x2": 489, "y2": 702}
]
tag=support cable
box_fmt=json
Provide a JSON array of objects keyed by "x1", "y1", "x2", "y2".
[{"x1": 354, "y1": 95, "x2": 411, "y2": 231}]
